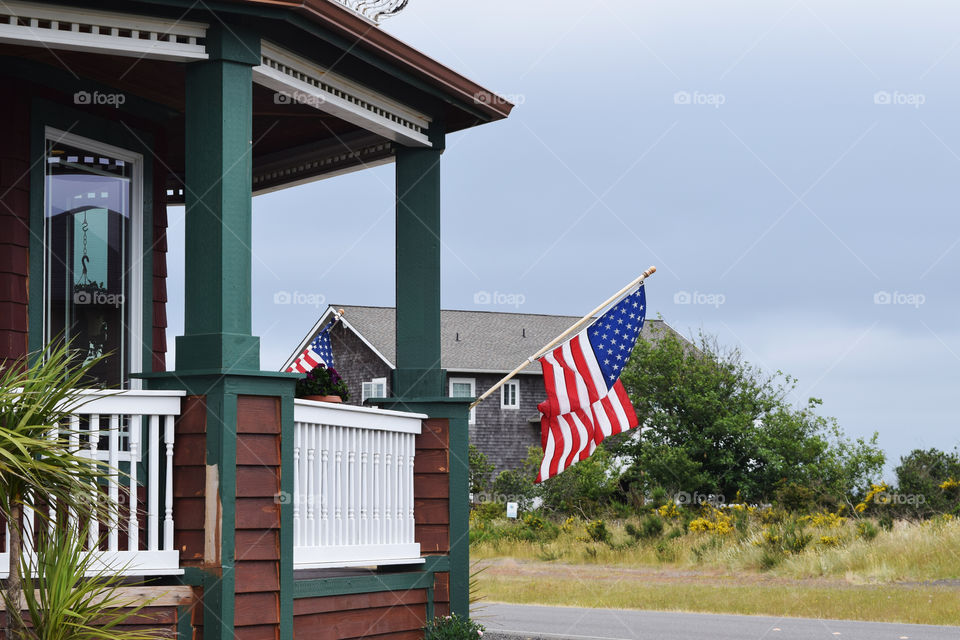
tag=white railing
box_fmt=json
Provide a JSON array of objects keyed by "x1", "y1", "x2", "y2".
[
  {"x1": 0, "y1": 390, "x2": 185, "y2": 577},
  {"x1": 293, "y1": 400, "x2": 425, "y2": 569}
]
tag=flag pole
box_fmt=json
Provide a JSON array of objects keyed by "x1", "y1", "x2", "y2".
[{"x1": 468, "y1": 266, "x2": 656, "y2": 410}]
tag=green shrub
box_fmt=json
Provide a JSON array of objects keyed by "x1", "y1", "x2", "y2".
[
  {"x1": 585, "y1": 519, "x2": 610, "y2": 543},
  {"x1": 472, "y1": 501, "x2": 504, "y2": 521},
  {"x1": 630, "y1": 514, "x2": 664, "y2": 540},
  {"x1": 782, "y1": 521, "x2": 813, "y2": 553},
  {"x1": 878, "y1": 512, "x2": 894, "y2": 530},
  {"x1": 424, "y1": 613, "x2": 484, "y2": 640},
  {"x1": 856, "y1": 519, "x2": 879, "y2": 540},
  {"x1": 759, "y1": 549, "x2": 784, "y2": 570},
  {"x1": 491, "y1": 449, "x2": 541, "y2": 510},
  {"x1": 469, "y1": 444, "x2": 495, "y2": 496}
]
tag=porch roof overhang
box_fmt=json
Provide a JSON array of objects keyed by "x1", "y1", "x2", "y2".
[{"x1": 3, "y1": 0, "x2": 514, "y2": 196}]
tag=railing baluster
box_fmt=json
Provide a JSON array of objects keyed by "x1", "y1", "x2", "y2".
[
  {"x1": 147, "y1": 415, "x2": 159, "y2": 551},
  {"x1": 408, "y1": 433, "x2": 416, "y2": 543},
  {"x1": 88, "y1": 414, "x2": 100, "y2": 550},
  {"x1": 128, "y1": 415, "x2": 140, "y2": 552},
  {"x1": 68, "y1": 415, "x2": 80, "y2": 533},
  {"x1": 348, "y1": 428, "x2": 356, "y2": 546},
  {"x1": 293, "y1": 421, "x2": 301, "y2": 547},
  {"x1": 108, "y1": 414, "x2": 120, "y2": 552},
  {"x1": 306, "y1": 422, "x2": 314, "y2": 548},
  {"x1": 320, "y1": 425, "x2": 328, "y2": 547},
  {"x1": 335, "y1": 426, "x2": 342, "y2": 546},
  {"x1": 163, "y1": 415, "x2": 175, "y2": 551},
  {"x1": 360, "y1": 431, "x2": 368, "y2": 546}
]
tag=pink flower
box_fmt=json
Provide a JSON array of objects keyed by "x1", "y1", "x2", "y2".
[{"x1": 478, "y1": 631, "x2": 484, "y2": 637}]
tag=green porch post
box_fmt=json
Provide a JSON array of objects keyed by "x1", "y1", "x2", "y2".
[
  {"x1": 141, "y1": 23, "x2": 296, "y2": 640},
  {"x1": 176, "y1": 23, "x2": 260, "y2": 372},
  {"x1": 388, "y1": 128, "x2": 473, "y2": 618},
  {"x1": 394, "y1": 137, "x2": 445, "y2": 398}
]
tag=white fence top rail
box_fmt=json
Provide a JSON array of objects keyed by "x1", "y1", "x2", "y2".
[
  {"x1": 66, "y1": 389, "x2": 187, "y2": 415},
  {"x1": 293, "y1": 399, "x2": 425, "y2": 434}
]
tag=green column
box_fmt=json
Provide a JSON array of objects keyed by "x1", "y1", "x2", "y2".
[
  {"x1": 394, "y1": 135, "x2": 445, "y2": 397},
  {"x1": 176, "y1": 24, "x2": 261, "y2": 372}
]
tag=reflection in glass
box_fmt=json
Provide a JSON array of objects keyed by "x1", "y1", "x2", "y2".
[{"x1": 45, "y1": 140, "x2": 133, "y2": 387}]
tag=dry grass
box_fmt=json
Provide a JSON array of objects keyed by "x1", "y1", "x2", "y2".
[
  {"x1": 471, "y1": 515, "x2": 960, "y2": 624},
  {"x1": 471, "y1": 515, "x2": 960, "y2": 582}
]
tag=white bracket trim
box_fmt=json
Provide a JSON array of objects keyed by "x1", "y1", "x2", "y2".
[
  {"x1": 254, "y1": 41, "x2": 432, "y2": 147},
  {"x1": 0, "y1": 1, "x2": 207, "y2": 61}
]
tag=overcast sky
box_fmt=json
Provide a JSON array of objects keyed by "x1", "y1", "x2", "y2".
[{"x1": 167, "y1": 0, "x2": 960, "y2": 474}]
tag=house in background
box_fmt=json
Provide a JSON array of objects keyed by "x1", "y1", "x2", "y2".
[
  {"x1": 284, "y1": 305, "x2": 685, "y2": 476},
  {"x1": 0, "y1": 0, "x2": 512, "y2": 637}
]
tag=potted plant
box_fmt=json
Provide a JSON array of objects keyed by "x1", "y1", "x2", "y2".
[{"x1": 295, "y1": 365, "x2": 350, "y2": 403}]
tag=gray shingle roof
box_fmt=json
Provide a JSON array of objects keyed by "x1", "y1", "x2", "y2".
[{"x1": 329, "y1": 305, "x2": 681, "y2": 372}]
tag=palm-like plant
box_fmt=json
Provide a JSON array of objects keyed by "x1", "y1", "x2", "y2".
[
  {"x1": 13, "y1": 528, "x2": 160, "y2": 640},
  {"x1": 0, "y1": 343, "x2": 111, "y2": 638}
]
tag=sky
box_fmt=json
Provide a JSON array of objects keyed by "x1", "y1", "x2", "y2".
[{"x1": 167, "y1": 0, "x2": 960, "y2": 475}]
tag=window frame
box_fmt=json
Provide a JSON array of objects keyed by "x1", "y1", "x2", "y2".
[
  {"x1": 361, "y1": 376, "x2": 388, "y2": 403},
  {"x1": 42, "y1": 127, "x2": 144, "y2": 389},
  {"x1": 448, "y1": 376, "x2": 476, "y2": 424},
  {"x1": 500, "y1": 379, "x2": 520, "y2": 410}
]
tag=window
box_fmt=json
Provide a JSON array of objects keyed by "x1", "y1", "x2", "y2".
[
  {"x1": 449, "y1": 377, "x2": 476, "y2": 424},
  {"x1": 361, "y1": 377, "x2": 387, "y2": 403},
  {"x1": 501, "y1": 380, "x2": 520, "y2": 409},
  {"x1": 43, "y1": 129, "x2": 143, "y2": 388}
]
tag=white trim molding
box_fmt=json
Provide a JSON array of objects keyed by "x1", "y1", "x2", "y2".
[
  {"x1": 0, "y1": 2, "x2": 207, "y2": 61},
  {"x1": 254, "y1": 41, "x2": 432, "y2": 147}
]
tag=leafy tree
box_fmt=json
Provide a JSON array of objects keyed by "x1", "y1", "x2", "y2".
[
  {"x1": 609, "y1": 326, "x2": 884, "y2": 506},
  {"x1": 491, "y1": 446, "x2": 541, "y2": 510},
  {"x1": 468, "y1": 444, "x2": 495, "y2": 496},
  {"x1": 539, "y1": 444, "x2": 621, "y2": 516},
  {"x1": 894, "y1": 448, "x2": 960, "y2": 517}
]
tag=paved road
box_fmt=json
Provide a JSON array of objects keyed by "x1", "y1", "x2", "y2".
[{"x1": 473, "y1": 603, "x2": 960, "y2": 640}]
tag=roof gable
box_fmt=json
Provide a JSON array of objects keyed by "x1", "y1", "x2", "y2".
[{"x1": 284, "y1": 305, "x2": 686, "y2": 373}]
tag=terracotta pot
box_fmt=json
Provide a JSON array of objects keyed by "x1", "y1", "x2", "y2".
[{"x1": 301, "y1": 394, "x2": 343, "y2": 403}]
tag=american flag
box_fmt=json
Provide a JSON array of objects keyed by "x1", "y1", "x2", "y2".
[
  {"x1": 286, "y1": 322, "x2": 335, "y2": 373},
  {"x1": 536, "y1": 285, "x2": 646, "y2": 482}
]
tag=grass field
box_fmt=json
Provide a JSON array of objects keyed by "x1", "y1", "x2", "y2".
[{"x1": 471, "y1": 513, "x2": 960, "y2": 625}]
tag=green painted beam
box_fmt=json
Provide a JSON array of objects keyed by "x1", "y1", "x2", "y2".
[
  {"x1": 176, "y1": 23, "x2": 260, "y2": 371},
  {"x1": 394, "y1": 136, "x2": 446, "y2": 399},
  {"x1": 293, "y1": 571, "x2": 435, "y2": 599}
]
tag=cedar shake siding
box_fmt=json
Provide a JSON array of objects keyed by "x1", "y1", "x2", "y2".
[
  {"x1": 469, "y1": 372, "x2": 543, "y2": 476},
  {"x1": 0, "y1": 91, "x2": 30, "y2": 363}
]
